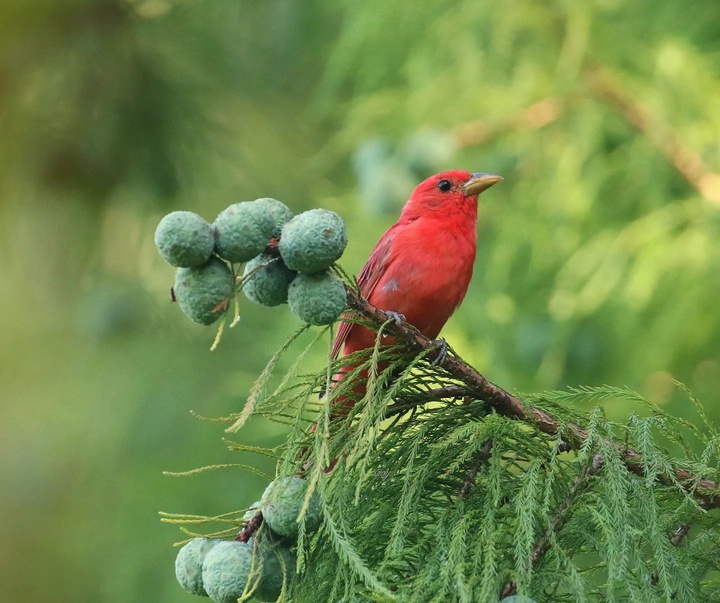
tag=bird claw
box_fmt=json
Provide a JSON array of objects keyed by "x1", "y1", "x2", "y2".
[
  {"x1": 429, "y1": 338, "x2": 448, "y2": 366},
  {"x1": 381, "y1": 311, "x2": 405, "y2": 338},
  {"x1": 385, "y1": 311, "x2": 405, "y2": 325}
]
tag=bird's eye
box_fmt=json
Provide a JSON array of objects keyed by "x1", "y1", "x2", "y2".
[{"x1": 437, "y1": 179, "x2": 452, "y2": 192}]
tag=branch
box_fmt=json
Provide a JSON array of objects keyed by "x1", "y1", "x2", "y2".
[
  {"x1": 453, "y1": 68, "x2": 720, "y2": 205},
  {"x1": 452, "y1": 97, "x2": 563, "y2": 149},
  {"x1": 261, "y1": 238, "x2": 720, "y2": 509},
  {"x1": 587, "y1": 65, "x2": 720, "y2": 205},
  {"x1": 343, "y1": 286, "x2": 720, "y2": 510}
]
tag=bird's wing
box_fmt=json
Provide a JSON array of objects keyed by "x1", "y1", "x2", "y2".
[{"x1": 331, "y1": 223, "x2": 399, "y2": 360}]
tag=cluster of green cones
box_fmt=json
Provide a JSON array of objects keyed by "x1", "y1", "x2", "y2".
[
  {"x1": 175, "y1": 477, "x2": 321, "y2": 603},
  {"x1": 154, "y1": 198, "x2": 349, "y2": 328}
]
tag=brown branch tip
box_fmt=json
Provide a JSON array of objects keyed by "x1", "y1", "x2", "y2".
[{"x1": 237, "y1": 512, "x2": 263, "y2": 542}]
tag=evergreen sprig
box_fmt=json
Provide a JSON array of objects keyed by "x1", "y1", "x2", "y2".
[
  {"x1": 344, "y1": 286, "x2": 720, "y2": 511},
  {"x1": 165, "y1": 286, "x2": 720, "y2": 602}
]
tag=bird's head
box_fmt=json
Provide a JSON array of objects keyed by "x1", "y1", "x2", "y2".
[{"x1": 400, "y1": 170, "x2": 503, "y2": 221}]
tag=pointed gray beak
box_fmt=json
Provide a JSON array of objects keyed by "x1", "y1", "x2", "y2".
[{"x1": 462, "y1": 172, "x2": 503, "y2": 196}]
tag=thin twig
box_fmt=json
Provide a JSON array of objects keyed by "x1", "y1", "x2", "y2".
[
  {"x1": 500, "y1": 454, "x2": 603, "y2": 598},
  {"x1": 458, "y1": 439, "x2": 494, "y2": 499},
  {"x1": 388, "y1": 385, "x2": 474, "y2": 415},
  {"x1": 397, "y1": 385, "x2": 471, "y2": 402},
  {"x1": 647, "y1": 521, "x2": 692, "y2": 596},
  {"x1": 530, "y1": 454, "x2": 603, "y2": 565}
]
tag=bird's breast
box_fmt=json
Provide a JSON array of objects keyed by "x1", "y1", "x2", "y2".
[{"x1": 369, "y1": 218, "x2": 476, "y2": 339}]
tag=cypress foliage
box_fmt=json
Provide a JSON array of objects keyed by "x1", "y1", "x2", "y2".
[{"x1": 164, "y1": 293, "x2": 720, "y2": 603}]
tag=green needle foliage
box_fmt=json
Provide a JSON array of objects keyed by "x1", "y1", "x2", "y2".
[
  {"x1": 4, "y1": 2, "x2": 720, "y2": 603},
  {"x1": 167, "y1": 313, "x2": 720, "y2": 603}
]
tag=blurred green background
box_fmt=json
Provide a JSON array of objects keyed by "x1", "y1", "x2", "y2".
[{"x1": 1, "y1": 0, "x2": 719, "y2": 600}]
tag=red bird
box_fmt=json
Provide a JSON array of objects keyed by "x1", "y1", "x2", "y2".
[{"x1": 330, "y1": 170, "x2": 502, "y2": 410}]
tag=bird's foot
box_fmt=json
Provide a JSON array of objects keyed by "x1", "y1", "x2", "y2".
[
  {"x1": 429, "y1": 338, "x2": 449, "y2": 366},
  {"x1": 385, "y1": 310, "x2": 405, "y2": 325}
]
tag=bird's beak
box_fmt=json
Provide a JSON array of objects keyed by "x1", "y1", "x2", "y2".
[{"x1": 462, "y1": 172, "x2": 503, "y2": 196}]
